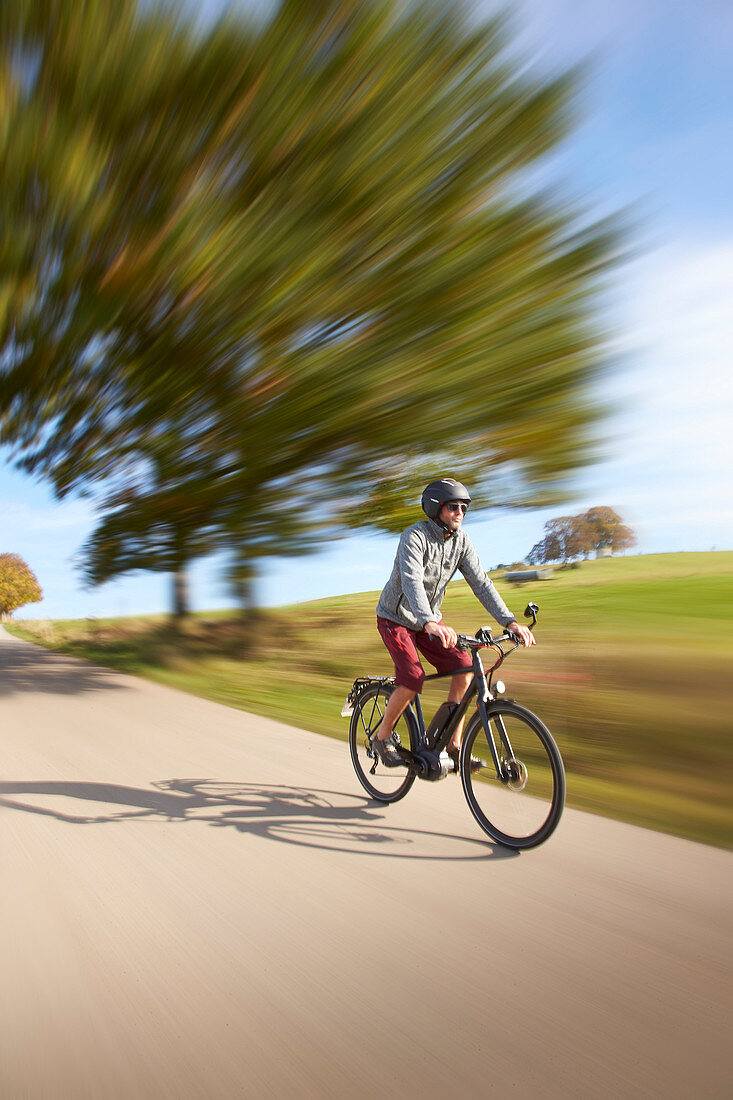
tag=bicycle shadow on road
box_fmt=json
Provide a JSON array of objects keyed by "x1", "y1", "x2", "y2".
[{"x1": 0, "y1": 778, "x2": 518, "y2": 861}]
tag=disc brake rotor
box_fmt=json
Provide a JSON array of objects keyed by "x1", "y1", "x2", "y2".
[{"x1": 505, "y1": 758, "x2": 528, "y2": 792}]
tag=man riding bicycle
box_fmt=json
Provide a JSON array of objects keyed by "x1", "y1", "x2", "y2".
[{"x1": 373, "y1": 478, "x2": 535, "y2": 770}]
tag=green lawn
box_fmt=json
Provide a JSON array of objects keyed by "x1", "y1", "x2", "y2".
[{"x1": 8, "y1": 551, "x2": 733, "y2": 849}]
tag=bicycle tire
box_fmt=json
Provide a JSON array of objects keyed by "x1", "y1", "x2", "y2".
[
  {"x1": 349, "y1": 682, "x2": 417, "y2": 803},
  {"x1": 460, "y1": 700, "x2": 565, "y2": 849}
]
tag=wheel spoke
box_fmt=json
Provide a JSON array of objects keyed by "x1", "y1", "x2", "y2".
[
  {"x1": 461, "y1": 702, "x2": 564, "y2": 848},
  {"x1": 349, "y1": 685, "x2": 416, "y2": 803}
]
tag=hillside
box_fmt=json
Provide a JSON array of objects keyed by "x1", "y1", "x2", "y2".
[{"x1": 9, "y1": 551, "x2": 733, "y2": 848}]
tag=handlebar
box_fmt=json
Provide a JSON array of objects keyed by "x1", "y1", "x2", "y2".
[
  {"x1": 457, "y1": 603, "x2": 539, "y2": 651},
  {"x1": 457, "y1": 629, "x2": 513, "y2": 650}
]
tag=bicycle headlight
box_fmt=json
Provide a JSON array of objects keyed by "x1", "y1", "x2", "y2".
[{"x1": 493, "y1": 680, "x2": 506, "y2": 695}]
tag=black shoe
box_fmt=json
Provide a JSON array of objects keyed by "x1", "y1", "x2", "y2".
[
  {"x1": 371, "y1": 732, "x2": 403, "y2": 768},
  {"x1": 448, "y1": 749, "x2": 483, "y2": 775}
]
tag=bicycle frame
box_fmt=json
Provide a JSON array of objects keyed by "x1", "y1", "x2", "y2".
[{"x1": 405, "y1": 639, "x2": 519, "y2": 782}]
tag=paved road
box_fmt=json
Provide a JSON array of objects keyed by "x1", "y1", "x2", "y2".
[{"x1": 1, "y1": 625, "x2": 731, "y2": 1098}]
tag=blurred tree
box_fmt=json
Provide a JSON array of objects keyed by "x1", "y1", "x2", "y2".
[
  {"x1": 0, "y1": 553, "x2": 42, "y2": 620},
  {"x1": 527, "y1": 513, "x2": 595, "y2": 565},
  {"x1": 583, "y1": 506, "x2": 636, "y2": 554},
  {"x1": 79, "y1": 452, "x2": 325, "y2": 614},
  {"x1": 528, "y1": 507, "x2": 635, "y2": 564},
  {"x1": 0, "y1": 0, "x2": 621, "y2": 613},
  {"x1": 527, "y1": 531, "x2": 558, "y2": 567}
]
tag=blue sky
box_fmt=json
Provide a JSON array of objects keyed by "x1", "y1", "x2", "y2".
[{"x1": 2, "y1": 0, "x2": 732, "y2": 619}]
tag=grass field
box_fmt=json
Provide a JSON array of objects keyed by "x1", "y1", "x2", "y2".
[{"x1": 8, "y1": 551, "x2": 733, "y2": 849}]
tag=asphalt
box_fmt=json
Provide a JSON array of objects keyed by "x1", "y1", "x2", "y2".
[{"x1": 1, "y1": 624, "x2": 731, "y2": 1098}]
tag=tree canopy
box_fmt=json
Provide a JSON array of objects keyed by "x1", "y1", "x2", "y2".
[
  {"x1": 0, "y1": 0, "x2": 621, "y2": 612},
  {"x1": 527, "y1": 507, "x2": 636, "y2": 564},
  {"x1": 0, "y1": 554, "x2": 43, "y2": 619}
]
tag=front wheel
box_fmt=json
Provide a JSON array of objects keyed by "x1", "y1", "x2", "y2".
[
  {"x1": 349, "y1": 683, "x2": 417, "y2": 803},
  {"x1": 461, "y1": 701, "x2": 565, "y2": 849}
]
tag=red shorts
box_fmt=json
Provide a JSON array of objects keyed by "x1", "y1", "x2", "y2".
[{"x1": 376, "y1": 616, "x2": 473, "y2": 693}]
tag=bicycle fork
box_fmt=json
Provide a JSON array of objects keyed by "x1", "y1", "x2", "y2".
[{"x1": 473, "y1": 652, "x2": 516, "y2": 784}]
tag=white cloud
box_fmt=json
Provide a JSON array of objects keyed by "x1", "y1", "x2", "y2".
[
  {"x1": 581, "y1": 239, "x2": 733, "y2": 549},
  {"x1": 623, "y1": 242, "x2": 733, "y2": 451}
]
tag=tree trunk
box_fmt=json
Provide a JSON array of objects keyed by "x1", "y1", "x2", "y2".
[
  {"x1": 233, "y1": 564, "x2": 258, "y2": 617},
  {"x1": 172, "y1": 569, "x2": 190, "y2": 619}
]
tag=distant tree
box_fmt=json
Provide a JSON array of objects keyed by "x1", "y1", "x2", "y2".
[
  {"x1": 0, "y1": 554, "x2": 42, "y2": 620},
  {"x1": 1, "y1": 0, "x2": 621, "y2": 613},
  {"x1": 527, "y1": 534, "x2": 556, "y2": 565},
  {"x1": 527, "y1": 513, "x2": 593, "y2": 565},
  {"x1": 527, "y1": 531, "x2": 559, "y2": 567},
  {"x1": 528, "y1": 507, "x2": 635, "y2": 564},
  {"x1": 583, "y1": 507, "x2": 636, "y2": 554}
]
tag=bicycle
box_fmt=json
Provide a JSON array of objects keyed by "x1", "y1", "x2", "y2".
[{"x1": 343, "y1": 603, "x2": 565, "y2": 849}]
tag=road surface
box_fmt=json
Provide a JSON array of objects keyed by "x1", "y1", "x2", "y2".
[{"x1": 1, "y1": 625, "x2": 731, "y2": 1098}]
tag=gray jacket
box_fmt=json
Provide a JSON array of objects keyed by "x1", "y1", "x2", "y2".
[{"x1": 376, "y1": 519, "x2": 515, "y2": 632}]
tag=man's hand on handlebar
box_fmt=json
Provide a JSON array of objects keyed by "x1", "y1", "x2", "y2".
[
  {"x1": 507, "y1": 620, "x2": 536, "y2": 647},
  {"x1": 423, "y1": 620, "x2": 458, "y2": 648},
  {"x1": 425, "y1": 620, "x2": 536, "y2": 648}
]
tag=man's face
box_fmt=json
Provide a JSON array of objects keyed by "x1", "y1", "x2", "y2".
[{"x1": 439, "y1": 500, "x2": 468, "y2": 533}]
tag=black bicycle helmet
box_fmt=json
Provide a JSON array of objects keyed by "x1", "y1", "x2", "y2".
[{"x1": 421, "y1": 478, "x2": 472, "y2": 520}]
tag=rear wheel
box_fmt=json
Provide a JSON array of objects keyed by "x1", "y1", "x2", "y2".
[
  {"x1": 461, "y1": 701, "x2": 565, "y2": 848},
  {"x1": 349, "y1": 683, "x2": 417, "y2": 803}
]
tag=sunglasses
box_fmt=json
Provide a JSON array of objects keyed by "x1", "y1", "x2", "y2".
[{"x1": 444, "y1": 502, "x2": 468, "y2": 514}]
